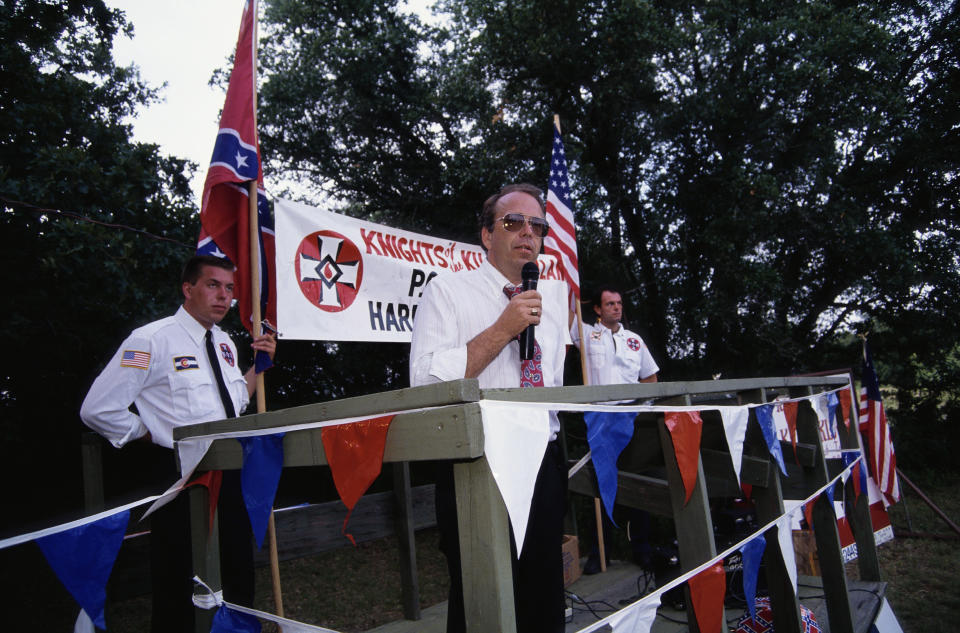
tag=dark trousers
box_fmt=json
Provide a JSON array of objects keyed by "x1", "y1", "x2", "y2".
[
  {"x1": 436, "y1": 440, "x2": 567, "y2": 633},
  {"x1": 149, "y1": 467, "x2": 255, "y2": 632}
]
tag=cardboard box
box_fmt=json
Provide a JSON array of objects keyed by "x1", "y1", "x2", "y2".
[
  {"x1": 793, "y1": 529, "x2": 820, "y2": 576},
  {"x1": 561, "y1": 534, "x2": 581, "y2": 587}
]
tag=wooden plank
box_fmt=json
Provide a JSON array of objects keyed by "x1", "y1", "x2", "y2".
[
  {"x1": 454, "y1": 457, "x2": 516, "y2": 633},
  {"x1": 190, "y1": 485, "x2": 218, "y2": 633},
  {"x1": 657, "y1": 416, "x2": 718, "y2": 633},
  {"x1": 481, "y1": 375, "x2": 849, "y2": 406},
  {"x1": 794, "y1": 391, "x2": 856, "y2": 633},
  {"x1": 80, "y1": 432, "x2": 105, "y2": 513},
  {"x1": 194, "y1": 403, "x2": 485, "y2": 471},
  {"x1": 567, "y1": 465, "x2": 673, "y2": 517},
  {"x1": 393, "y1": 462, "x2": 421, "y2": 621},
  {"x1": 701, "y1": 448, "x2": 771, "y2": 489},
  {"x1": 174, "y1": 379, "x2": 482, "y2": 441}
]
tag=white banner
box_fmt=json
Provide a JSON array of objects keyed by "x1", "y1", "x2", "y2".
[{"x1": 275, "y1": 198, "x2": 564, "y2": 342}]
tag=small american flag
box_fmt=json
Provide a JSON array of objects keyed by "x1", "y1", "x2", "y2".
[
  {"x1": 120, "y1": 350, "x2": 150, "y2": 370},
  {"x1": 543, "y1": 120, "x2": 580, "y2": 301},
  {"x1": 859, "y1": 340, "x2": 900, "y2": 504}
]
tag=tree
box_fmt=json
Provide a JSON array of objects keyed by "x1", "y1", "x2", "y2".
[
  {"x1": 257, "y1": 0, "x2": 959, "y2": 469},
  {"x1": 0, "y1": 0, "x2": 198, "y2": 526}
]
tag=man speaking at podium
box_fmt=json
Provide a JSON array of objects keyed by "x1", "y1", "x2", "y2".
[{"x1": 410, "y1": 184, "x2": 570, "y2": 633}]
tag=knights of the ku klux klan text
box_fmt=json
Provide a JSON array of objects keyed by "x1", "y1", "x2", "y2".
[{"x1": 275, "y1": 199, "x2": 563, "y2": 342}]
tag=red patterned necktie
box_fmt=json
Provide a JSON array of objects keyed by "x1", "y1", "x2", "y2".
[{"x1": 503, "y1": 285, "x2": 544, "y2": 388}]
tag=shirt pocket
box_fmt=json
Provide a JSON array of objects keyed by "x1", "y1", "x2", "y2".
[{"x1": 168, "y1": 371, "x2": 220, "y2": 420}]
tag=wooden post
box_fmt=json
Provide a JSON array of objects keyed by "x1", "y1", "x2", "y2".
[
  {"x1": 795, "y1": 391, "x2": 855, "y2": 633},
  {"x1": 657, "y1": 413, "x2": 718, "y2": 633},
  {"x1": 454, "y1": 457, "x2": 517, "y2": 633},
  {"x1": 393, "y1": 461, "x2": 421, "y2": 620}
]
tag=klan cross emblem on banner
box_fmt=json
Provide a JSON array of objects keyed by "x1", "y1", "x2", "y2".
[{"x1": 275, "y1": 199, "x2": 565, "y2": 342}]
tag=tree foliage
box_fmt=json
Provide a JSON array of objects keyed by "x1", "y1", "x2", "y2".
[
  {"x1": 0, "y1": 0, "x2": 197, "y2": 524},
  {"x1": 258, "y1": 0, "x2": 960, "y2": 469}
]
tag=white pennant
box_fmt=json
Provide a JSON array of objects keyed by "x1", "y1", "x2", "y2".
[
  {"x1": 777, "y1": 512, "x2": 799, "y2": 594},
  {"x1": 478, "y1": 400, "x2": 551, "y2": 554},
  {"x1": 73, "y1": 609, "x2": 94, "y2": 633},
  {"x1": 718, "y1": 406, "x2": 750, "y2": 486},
  {"x1": 608, "y1": 595, "x2": 660, "y2": 633}
]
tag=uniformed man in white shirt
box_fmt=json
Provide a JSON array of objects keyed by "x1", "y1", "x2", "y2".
[
  {"x1": 410, "y1": 183, "x2": 569, "y2": 633},
  {"x1": 81, "y1": 254, "x2": 275, "y2": 632},
  {"x1": 572, "y1": 285, "x2": 658, "y2": 386}
]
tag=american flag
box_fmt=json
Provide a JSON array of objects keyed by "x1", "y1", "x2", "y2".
[
  {"x1": 120, "y1": 350, "x2": 150, "y2": 370},
  {"x1": 198, "y1": 0, "x2": 276, "y2": 372},
  {"x1": 543, "y1": 121, "x2": 580, "y2": 300},
  {"x1": 859, "y1": 340, "x2": 900, "y2": 504}
]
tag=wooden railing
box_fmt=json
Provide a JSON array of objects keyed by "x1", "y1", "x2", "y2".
[{"x1": 173, "y1": 376, "x2": 880, "y2": 633}]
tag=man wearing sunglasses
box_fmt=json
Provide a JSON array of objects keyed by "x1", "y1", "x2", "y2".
[{"x1": 410, "y1": 183, "x2": 570, "y2": 633}]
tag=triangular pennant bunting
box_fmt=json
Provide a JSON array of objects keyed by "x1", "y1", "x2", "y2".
[
  {"x1": 664, "y1": 411, "x2": 704, "y2": 504},
  {"x1": 838, "y1": 386, "x2": 853, "y2": 430},
  {"x1": 185, "y1": 469, "x2": 223, "y2": 536},
  {"x1": 777, "y1": 513, "x2": 799, "y2": 594},
  {"x1": 584, "y1": 411, "x2": 637, "y2": 523},
  {"x1": 321, "y1": 415, "x2": 394, "y2": 545},
  {"x1": 740, "y1": 535, "x2": 766, "y2": 622},
  {"x1": 608, "y1": 595, "x2": 660, "y2": 633},
  {"x1": 719, "y1": 407, "x2": 749, "y2": 487},
  {"x1": 782, "y1": 400, "x2": 800, "y2": 464},
  {"x1": 239, "y1": 433, "x2": 285, "y2": 548},
  {"x1": 689, "y1": 561, "x2": 726, "y2": 633},
  {"x1": 755, "y1": 405, "x2": 788, "y2": 476},
  {"x1": 36, "y1": 510, "x2": 130, "y2": 630},
  {"x1": 210, "y1": 604, "x2": 262, "y2": 633}
]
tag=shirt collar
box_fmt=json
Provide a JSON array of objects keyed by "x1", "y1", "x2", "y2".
[
  {"x1": 175, "y1": 305, "x2": 213, "y2": 345},
  {"x1": 480, "y1": 258, "x2": 513, "y2": 294}
]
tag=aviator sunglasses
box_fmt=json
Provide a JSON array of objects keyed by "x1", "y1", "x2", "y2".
[{"x1": 496, "y1": 213, "x2": 550, "y2": 237}]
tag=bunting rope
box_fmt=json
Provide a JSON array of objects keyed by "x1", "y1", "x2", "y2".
[
  {"x1": 573, "y1": 453, "x2": 864, "y2": 633},
  {"x1": 193, "y1": 576, "x2": 342, "y2": 632},
  {"x1": 0, "y1": 493, "x2": 162, "y2": 551}
]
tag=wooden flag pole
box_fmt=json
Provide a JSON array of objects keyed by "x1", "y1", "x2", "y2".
[
  {"x1": 555, "y1": 114, "x2": 606, "y2": 572},
  {"x1": 248, "y1": 0, "x2": 284, "y2": 617}
]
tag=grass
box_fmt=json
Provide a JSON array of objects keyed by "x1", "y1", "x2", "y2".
[{"x1": 862, "y1": 471, "x2": 960, "y2": 631}]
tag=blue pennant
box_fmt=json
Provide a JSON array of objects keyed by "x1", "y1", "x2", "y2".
[
  {"x1": 209, "y1": 604, "x2": 262, "y2": 633},
  {"x1": 583, "y1": 411, "x2": 636, "y2": 524},
  {"x1": 239, "y1": 433, "x2": 285, "y2": 548},
  {"x1": 740, "y1": 534, "x2": 766, "y2": 622},
  {"x1": 37, "y1": 510, "x2": 130, "y2": 629},
  {"x1": 755, "y1": 405, "x2": 788, "y2": 476}
]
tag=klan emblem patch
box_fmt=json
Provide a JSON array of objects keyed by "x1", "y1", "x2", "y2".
[
  {"x1": 174, "y1": 355, "x2": 199, "y2": 371},
  {"x1": 295, "y1": 230, "x2": 364, "y2": 313},
  {"x1": 219, "y1": 343, "x2": 235, "y2": 367},
  {"x1": 627, "y1": 338, "x2": 642, "y2": 352},
  {"x1": 590, "y1": 330, "x2": 602, "y2": 341}
]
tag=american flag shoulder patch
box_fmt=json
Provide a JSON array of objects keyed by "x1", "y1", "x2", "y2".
[{"x1": 120, "y1": 350, "x2": 151, "y2": 370}]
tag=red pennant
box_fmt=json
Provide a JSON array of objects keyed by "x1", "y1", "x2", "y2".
[
  {"x1": 185, "y1": 470, "x2": 223, "y2": 535},
  {"x1": 783, "y1": 401, "x2": 799, "y2": 465},
  {"x1": 321, "y1": 415, "x2": 394, "y2": 545},
  {"x1": 740, "y1": 482, "x2": 753, "y2": 499},
  {"x1": 664, "y1": 411, "x2": 703, "y2": 505},
  {"x1": 689, "y1": 562, "x2": 726, "y2": 633},
  {"x1": 804, "y1": 495, "x2": 817, "y2": 530},
  {"x1": 838, "y1": 387, "x2": 853, "y2": 430}
]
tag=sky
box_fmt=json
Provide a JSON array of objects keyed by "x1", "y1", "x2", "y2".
[
  {"x1": 108, "y1": 0, "x2": 437, "y2": 206},
  {"x1": 109, "y1": 1, "x2": 246, "y2": 204}
]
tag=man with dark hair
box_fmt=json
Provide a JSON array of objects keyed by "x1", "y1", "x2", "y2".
[
  {"x1": 574, "y1": 284, "x2": 658, "y2": 387},
  {"x1": 410, "y1": 184, "x2": 570, "y2": 633},
  {"x1": 81, "y1": 254, "x2": 275, "y2": 632}
]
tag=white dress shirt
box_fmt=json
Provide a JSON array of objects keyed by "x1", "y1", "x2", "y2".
[
  {"x1": 410, "y1": 259, "x2": 571, "y2": 436},
  {"x1": 81, "y1": 306, "x2": 249, "y2": 449},
  {"x1": 571, "y1": 320, "x2": 659, "y2": 386}
]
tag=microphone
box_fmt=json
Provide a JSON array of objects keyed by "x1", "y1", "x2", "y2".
[{"x1": 519, "y1": 261, "x2": 539, "y2": 360}]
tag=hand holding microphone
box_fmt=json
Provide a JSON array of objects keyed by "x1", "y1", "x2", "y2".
[{"x1": 519, "y1": 261, "x2": 540, "y2": 360}]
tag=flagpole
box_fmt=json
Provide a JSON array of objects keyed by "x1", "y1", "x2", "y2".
[
  {"x1": 554, "y1": 114, "x2": 606, "y2": 572},
  {"x1": 248, "y1": 0, "x2": 284, "y2": 616}
]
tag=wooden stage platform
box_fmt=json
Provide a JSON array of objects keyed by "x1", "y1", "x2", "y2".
[{"x1": 368, "y1": 558, "x2": 888, "y2": 633}]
